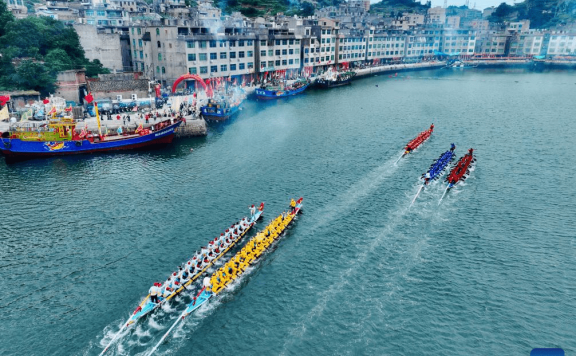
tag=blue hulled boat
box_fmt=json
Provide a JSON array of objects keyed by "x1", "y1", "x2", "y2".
[
  {"x1": 1, "y1": 115, "x2": 181, "y2": 163},
  {"x1": 255, "y1": 80, "x2": 309, "y2": 99},
  {"x1": 200, "y1": 98, "x2": 241, "y2": 122}
]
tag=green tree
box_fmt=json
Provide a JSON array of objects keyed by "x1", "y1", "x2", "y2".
[
  {"x1": 85, "y1": 59, "x2": 110, "y2": 78},
  {"x1": 45, "y1": 48, "x2": 75, "y2": 72},
  {"x1": 299, "y1": 1, "x2": 315, "y2": 17},
  {"x1": 10, "y1": 59, "x2": 57, "y2": 95},
  {"x1": 0, "y1": 0, "x2": 15, "y2": 37}
]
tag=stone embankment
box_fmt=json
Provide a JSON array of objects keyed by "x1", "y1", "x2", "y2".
[
  {"x1": 176, "y1": 116, "x2": 207, "y2": 137},
  {"x1": 355, "y1": 61, "x2": 446, "y2": 77}
]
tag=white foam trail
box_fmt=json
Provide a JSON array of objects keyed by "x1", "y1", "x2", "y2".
[
  {"x1": 280, "y1": 206, "x2": 411, "y2": 356},
  {"x1": 438, "y1": 186, "x2": 450, "y2": 205},
  {"x1": 409, "y1": 185, "x2": 424, "y2": 208},
  {"x1": 310, "y1": 155, "x2": 400, "y2": 233}
]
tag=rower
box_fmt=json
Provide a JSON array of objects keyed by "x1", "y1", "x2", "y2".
[
  {"x1": 149, "y1": 283, "x2": 160, "y2": 303},
  {"x1": 450, "y1": 143, "x2": 456, "y2": 151},
  {"x1": 430, "y1": 123, "x2": 434, "y2": 131},
  {"x1": 468, "y1": 148, "x2": 474, "y2": 155},
  {"x1": 162, "y1": 277, "x2": 173, "y2": 297},
  {"x1": 249, "y1": 204, "x2": 256, "y2": 217},
  {"x1": 203, "y1": 276, "x2": 211, "y2": 290}
]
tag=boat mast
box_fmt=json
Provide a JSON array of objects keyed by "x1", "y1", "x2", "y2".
[{"x1": 94, "y1": 102, "x2": 102, "y2": 137}]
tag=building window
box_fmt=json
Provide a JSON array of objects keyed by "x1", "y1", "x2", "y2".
[
  {"x1": 239, "y1": 40, "x2": 245, "y2": 46},
  {"x1": 162, "y1": 66, "x2": 165, "y2": 74},
  {"x1": 268, "y1": 61, "x2": 274, "y2": 67},
  {"x1": 230, "y1": 64, "x2": 236, "y2": 71},
  {"x1": 157, "y1": 41, "x2": 161, "y2": 48},
  {"x1": 239, "y1": 51, "x2": 245, "y2": 58},
  {"x1": 221, "y1": 64, "x2": 227, "y2": 71},
  {"x1": 187, "y1": 41, "x2": 195, "y2": 48},
  {"x1": 210, "y1": 40, "x2": 216, "y2": 48},
  {"x1": 260, "y1": 40, "x2": 266, "y2": 46},
  {"x1": 189, "y1": 67, "x2": 197, "y2": 74},
  {"x1": 289, "y1": 39, "x2": 294, "y2": 45},
  {"x1": 275, "y1": 60, "x2": 280, "y2": 66},
  {"x1": 247, "y1": 40, "x2": 253, "y2": 46},
  {"x1": 289, "y1": 59, "x2": 293, "y2": 65},
  {"x1": 282, "y1": 49, "x2": 287, "y2": 55},
  {"x1": 220, "y1": 52, "x2": 226, "y2": 59},
  {"x1": 199, "y1": 53, "x2": 207, "y2": 61},
  {"x1": 156, "y1": 28, "x2": 160, "y2": 35},
  {"x1": 211, "y1": 65, "x2": 217, "y2": 73},
  {"x1": 247, "y1": 62, "x2": 253, "y2": 69},
  {"x1": 289, "y1": 49, "x2": 294, "y2": 55},
  {"x1": 200, "y1": 66, "x2": 208, "y2": 74},
  {"x1": 239, "y1": 63, "x2": 245, "y2": 70},
  {"x1": 137, "y1": 28, "x2": 141, "y2": 35},
  {"x1": 229, "y1": 40, "x2": 236, "y2": 47},
  {"x1": 219, "y1": 40, "x2": 226, "y2": 47},
  {"x1": 200, "y1": 41, "x2": 207, "y2": 48},
  {"x1": 138, "y1": 39, "x2": 143, "y2": 47},
  {"x1": 260, "y1": 50, "x2": 266, "y2": 57},
  {"x1": 247, "y1": 51, "x2": 253, "y2": 57},
  {"x1": 188, "y1": 54, "x2": 196, "y2": 61},
  {"x1": 275, "y1": 40, "x2": 280, "y2": 45},
  {"x1": 296, "y1": 39, "x2": 300, "y2": 44},
  {"x1": 156, "y1": 66, "x2": 160, "y2": 73},
  {"x1": 261, "y1": 62, "x2": 266, "y2": 69},
  {"x1": 210, "y1": 53, "x2": 217, "y2": 60},
  {"x1": 275, "y1": 49, "x2": 280, "y2": 56},
  {"x1": 295, "y1": 58, "x2": 299, "y2": 64},
  {"x1": 230, "y1": 52, "x2": 236, "y2": 58}
]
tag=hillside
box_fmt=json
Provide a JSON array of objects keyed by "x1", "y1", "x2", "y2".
[
  {"x1": 370, "y1": 0, "x2": 430, "y2": 15},
  {"x1": 489, "y1": 0, "x2": 576, "y2": 28},
  {"x1": 215, "y1": 0, "x2": 343, "y2": 17}
]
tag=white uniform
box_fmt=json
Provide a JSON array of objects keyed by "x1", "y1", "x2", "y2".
[
  {"x1": 149, "y1": 285, "x2": 159, "y2": 296},
  {"x1": 203, "y1": 277, "x2": 211, "y2": 288}
]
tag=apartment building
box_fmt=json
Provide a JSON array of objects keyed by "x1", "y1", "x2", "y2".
[
  {"x1": 441, "y1": 29, "x2": 476, "y2": 54},
  {"x1": 337, "y1": 28, "x2": 368, "y2": 65},
  {"x1": 547, "y1": 32, "x2": 576, "y2": 56}
]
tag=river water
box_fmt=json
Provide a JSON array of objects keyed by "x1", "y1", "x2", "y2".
[{"x1": 1, "y1": 69, "x2": 575, "y2": 356}]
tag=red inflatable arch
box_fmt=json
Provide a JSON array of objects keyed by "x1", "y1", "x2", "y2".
[{"x1": 172, "y1": 74, "x2": 208, "y2": 94}]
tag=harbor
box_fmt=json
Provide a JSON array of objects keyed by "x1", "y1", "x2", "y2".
[{"x1": 1, "y1": 69, "x2": 575, "y2": 355}]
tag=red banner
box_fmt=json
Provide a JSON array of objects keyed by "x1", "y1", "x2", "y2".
[{"x1": 154, "y1": 84, "x2": 161, "y2": 98}]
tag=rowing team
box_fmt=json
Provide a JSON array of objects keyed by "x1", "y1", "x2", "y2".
[
  {"x1": 206, "y1": 208, "x2": 295, "y2": 294},
  {"x1": 147, "y1": 216, "x2": 252, "y2": 303}
]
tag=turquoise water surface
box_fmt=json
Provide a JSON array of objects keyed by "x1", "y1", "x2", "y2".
[{"x1": 0, "y1": 69, "x2": 575, "y2": 355}]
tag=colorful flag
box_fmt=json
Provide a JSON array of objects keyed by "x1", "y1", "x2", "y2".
[
  {"x1": 84, "y1": 93, "x2": 94, "y2": 104},
  {"x1": 0, "y1": 105, "x2": 8, "y2": 121}
]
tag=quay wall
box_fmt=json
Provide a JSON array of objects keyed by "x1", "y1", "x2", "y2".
[
  {"x1": 354, "y1": 62, "x2": 446, "y2": 78},
  {"x1": 176, "y1": 117, "x2": 207, "y2": 137}
]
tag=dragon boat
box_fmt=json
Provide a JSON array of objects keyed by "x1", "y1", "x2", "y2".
[
  {"x1": 1, "y1": 104, "x2": 181, "y2": 163},
  {"x1": 395, "y1": 124, "x2": 434, "y2": 164},
  {"x1": 99, "y1": 204, "x2": 264, "y2": 356},
  {"x1": 149, "y1": 198, "x2": 303, "y2": 354},
  {"x1": 410, "y1": 145, "x2": 456, "y2": 206},
  {"x1": 439, "y1": 148, "x2": 475, "y2": 204}
]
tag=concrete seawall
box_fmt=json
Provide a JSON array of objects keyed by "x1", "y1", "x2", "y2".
[
  {"x1": 354, "y1": 62, "x2": 446, "y2": 78},
  {"x1": 176, "y1": 117, "x2": 207, "y2": 137}
]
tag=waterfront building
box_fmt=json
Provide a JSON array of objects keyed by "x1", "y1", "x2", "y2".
[
  {"x1": 336, "y1": 27, "x2": 369, "y2": 67},
  {"x1": 508, "y1": 30, "x2": 546, "y2": 56},
  {"x1": 367, "y1": 29, "x2": 408, "y2": 63},
  {"x1": 441, "y1": 29, "x2": 476, "y2": 55},
  {"x1": 546, "y1": 31, "x2": 576, "y2": 56},
  {"x1": 428, "y1": 7, "x2": 447, "y2": 25},
  {"x1": 476, "y1": 31, "x2": 509, "y2": 55}
]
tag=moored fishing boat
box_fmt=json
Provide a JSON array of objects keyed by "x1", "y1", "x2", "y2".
[
  {"x1": 0, "y1": 104, "x2": 181, "y2": 163},
  {"x1": 255, "y1": 80, "x2": 309, "y2": 99},
  {"x1": 99, "y1": 204, "x2": 264, "y2": 356},
  {"x1": 315, "y1": 71, "x2": 356, "y2": 88},
  {"x1": 410, "y1": 145, "x2": 456, "y2": 206},
  {"x1": 149, "y1": 198, "x2": 303, "y2": 354},
  {"x1": 200, "y1": 98, "x2": 241, "y2": 122}
]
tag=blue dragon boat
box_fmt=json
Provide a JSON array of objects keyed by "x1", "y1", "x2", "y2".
[
  {"x1": 1, "y1": 105, "x2": 181, "y2": 163},
  {"x1": 410, "y1": 144, "x2": 456, "y2": 206},
  {"x1": 255, "y1": 80, "x2": 309, "y2": 99}
]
